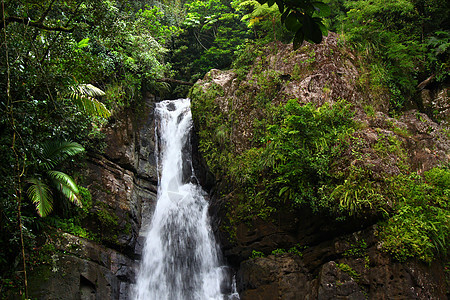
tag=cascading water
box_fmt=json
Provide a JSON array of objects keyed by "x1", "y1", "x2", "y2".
[{"x1": 133, "y1": 99, "x2": 235, "y2": 300}]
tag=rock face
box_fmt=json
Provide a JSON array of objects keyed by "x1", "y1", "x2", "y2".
[
  {"x1": 191, "y1": 33, "x2": 450, "y2": 299},
  {"x1": 28, "y1": 94, "x2": 159, "y2": 299},
  {"x1": 29, "y1": 232, "x2": 135, "y2": 300},
  {"x1": 236, "y1": 227, "x2": 448, "y2": 299}
]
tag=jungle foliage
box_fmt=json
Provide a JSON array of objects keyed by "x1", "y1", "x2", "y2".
[
  {"x1": 190, "y1": 37, "x2": 449, "y2": 264},
  {"x1": 1, "y1": 0, "x2": 449, "y2": 296},
  {"x1": 0, "y1": 0, "x2": 178, "y2": 296}
]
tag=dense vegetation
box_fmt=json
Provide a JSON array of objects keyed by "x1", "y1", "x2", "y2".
[
  {"x1": 0, "y1": 0, "x2": 448, "y2": 297},
  {"x1": 189, "y1": 0, "x2": 449, "y2": 266},
  {"x1": 191, "y1": 64, "x2": 449, "y2": 264}
]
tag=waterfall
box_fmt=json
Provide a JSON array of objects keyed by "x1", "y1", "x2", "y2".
[{"x1": 133, "y1": 99, "x2": 233, "y2": 300}]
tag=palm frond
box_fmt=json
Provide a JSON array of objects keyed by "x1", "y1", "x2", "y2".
[
  {"x1": 72, "y1": 83, "x2": 106, "y2": 97},
  {"x1": 47, "y1": 171, "x2": 82, "y2": 207},
  {"x1": 41, "y1": 140, "x2": 85, "y2": 170},
  {"x1": 69, "y1": 84, "x2": 111, "y2": 118},
  {"x1": 27, "y1": 178, "x2": 53, "y2": 217}
]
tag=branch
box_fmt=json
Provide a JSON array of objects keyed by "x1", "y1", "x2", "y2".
[
  {"x1": 417, "y1": 74, "x2": 435, "y2": 91},
  {"x1": 1, "y1": 16, "x2": 74, "y2": 32},
  {"x1": 157, "y1": 78, "x2": 194, "y2": 86}
]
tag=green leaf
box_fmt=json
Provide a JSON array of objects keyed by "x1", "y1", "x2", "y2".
[
  {"x1": 40, "y1": 140, "x2": 84, "y2": 170},
  {"x1": 69, "y1": 84, "x2": 111, "y2": 118},
  {"x1": 293, "y1": 29, "x2": 305, "y2": 50},
  {"x1": 316, "y1": 19, "x2": 328, "y2": 36},
  {"x1": 279, "y1": 186, "x2": 289, "y2": 196},
  {"x1": 48, "y1": 171, "x2": 81, "y2": 207},
  {"x1": 77, "y1": 38, "x2": 90, "y2": 48},
  {"x1": 312, "y1": 2, "x2": 330, "y2": 17},
  {"x1": 303, "y1": 16, "x2": 323, "y2": 44},
  {"x1": 285, "y1": 13, "x2": 302, "y2": 32},
  {"x1": 41, "y1": 140, "x2": 85, "y2": 170},
  {"x1": 27, "y1": 178, "x2": 53, "y2": 217},
  {"x1": 280, "y1": 8, "x2": 290, "y2": 23}
]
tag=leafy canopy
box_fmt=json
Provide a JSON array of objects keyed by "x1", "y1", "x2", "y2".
[{"x1": 255, "y1": 0, "x2": 330, "y2": 48}]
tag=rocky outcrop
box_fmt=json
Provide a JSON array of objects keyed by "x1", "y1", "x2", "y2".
[
  {"x1": 419, "y1": 82, "x2": 449, "y2": 126},
  {"x1": 236, "y1": 226, "x2": 448, "y2": 299},
  {"x1": 192, "y1": 33, "x2": 450, "y2": 299},
  {"x1": 28, "y1": 94, "x2": 159, "y2": 299},
  {"x1": 29, "y1": 232, "x2": 135, "y2": 300},
  {"x1": 84, "y1": 94, "x2": 159, "y2": 255}
]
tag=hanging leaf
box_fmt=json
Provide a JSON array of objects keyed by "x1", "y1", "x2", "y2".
[
  {"x1": 48, "y1": 170, "x2": 81, "y2": 207},
  {"x1": 280, "y1": 8, "x2": 290, "y2": 23},
  {"x1": 41, "y1": 140, "x2": 85, "y2": 170},
  {"x1": 315, "y1": 18, "x2": 328, "y2": 36},
  {"x1": 285, "y1": 13, "x2": 302, "y2": 32},
  {"x1": 303, "y1": 15, "x2": 323, "y2": 44},
  {"x1": 69, "y1": 84, "x2": 111, "y2": 118},
  {"x1": 27, "y1": 178, "x2": 53, "y2": 217},
  {"x1": 293, "y1": 29, "x2": 305, "y2": 50}
]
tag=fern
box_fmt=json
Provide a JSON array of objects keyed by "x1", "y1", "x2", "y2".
[
  {"x1": 27, "y1": 178, "x2": 53, "y2": 217},
  {"x1": 237, "y1": 1, "x2": 279, "y2": 27},
  {"x1": 41, "y1": 140, "x2": 85, "y2": 170},
  {"x1": 69, "y1": 84, "x2": 111, "y2": 118},
  {"x1": 48, "y1": 171, "x2": 81, "y2": 207},
  {"x1": 27, "y1": 139, "x2": 85, "y2": 217}
]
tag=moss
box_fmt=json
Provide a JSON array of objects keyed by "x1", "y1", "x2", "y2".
[
  {"x1": 97, "y1": 204, "x2": 119, "y2": 227},
  {"x1": 337, "y1": 263, "x2": 360, "y2": 282}
]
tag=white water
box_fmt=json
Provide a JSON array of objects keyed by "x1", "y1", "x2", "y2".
[{"x1": 133, "y1": 99, "x2": 229, "y2": 300}]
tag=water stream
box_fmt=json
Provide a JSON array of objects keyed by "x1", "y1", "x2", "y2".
[{"x1": 133, "y1": 99, "x2": 236, "y2": 300}]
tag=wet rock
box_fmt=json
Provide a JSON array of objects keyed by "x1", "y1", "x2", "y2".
[{"x1": 28, "y1": 94, "x2": 160, "y2": 299}]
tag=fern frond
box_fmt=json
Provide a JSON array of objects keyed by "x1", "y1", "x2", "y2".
[
  {"x1": 73, "y1": 83, "x2": 106, "y2": 97},
  {"x1": 41, "y1": 140, "x2": 85, "y2": 169},
  {"x1": 47, "y1": 171, "x2": 81, "y2": 207},
  {"x1": 69, "y1": 84, "x2": 111, "y2": 118},
  {"x1": 27, "y1": 178, "x2": 53, "y2": 217}
]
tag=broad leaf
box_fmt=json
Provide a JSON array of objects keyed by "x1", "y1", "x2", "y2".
[
  {"x1": 48, "y1": 171, "x2": 81, "y2": 207},
  {"x1": 285, "y1": 13, "x2": 301, "y2": 32},
  {"x1": 293, "y1": 29, "x2": 305, "y2": 50},
  {"x1": 27, "y1": 178, "x2": 53, "y2": 217},
  {"x1": 316, "y1": 19, "x2": 328, "y2": 36},
  {"x1": 303, "y1": 15, "x2": 323, "y2": 44},
  {"x1": 312, "y1": 2, "x2": 330, "y2": 17},
  {"x1": 280, "y1": 8, "x2": 290, "y2": 23}
]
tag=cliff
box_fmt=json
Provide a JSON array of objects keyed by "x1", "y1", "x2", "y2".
[
  {"x1": 27, "y1": 94, "x2": 159, "y2": 299},
  {"x1": 190, "y1": 33, "x2": 450, "y2": 299}
]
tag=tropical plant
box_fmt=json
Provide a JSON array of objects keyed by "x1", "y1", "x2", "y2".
[
  {"x1": 68, "y1": 84, "x2": 111, "y2": 118},
  {"x1": 252, "y1": 0, "x2": 330, "y2": 48},
  {"x1": 26, "y1": 140, "x2": 85, "y2": 217},
  {"x1": 234, "y1": 0, "x2": 288, "y2": 42}
]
